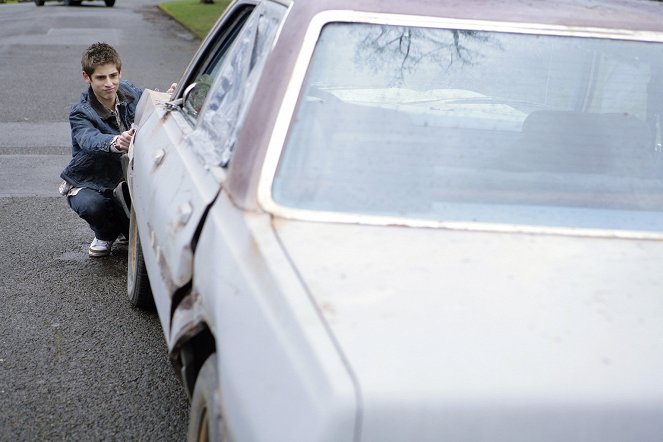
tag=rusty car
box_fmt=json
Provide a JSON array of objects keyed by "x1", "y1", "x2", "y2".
[{"x1": 124, "y1": 0, "x2": 663, "y2": 440}]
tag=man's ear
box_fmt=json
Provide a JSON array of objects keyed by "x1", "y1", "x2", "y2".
[{"x1": 82, "y1": 71, "x2": 91, "y2": 84}]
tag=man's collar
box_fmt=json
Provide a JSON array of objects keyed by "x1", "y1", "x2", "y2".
[{"x1": 87, "y1": 83, "x2": 134, "y2": 119}]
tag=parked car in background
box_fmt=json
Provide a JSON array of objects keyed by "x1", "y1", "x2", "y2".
[
  {"x1": 125, "y1": 0, "x2": 663, "y2": 440},
  {"x1": 34, "y1": 0, "x2": 114, "y2": 6}
]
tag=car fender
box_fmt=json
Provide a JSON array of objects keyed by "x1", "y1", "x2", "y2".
[{"x1": 168, "y1": 290, "x2": 209, "y2": 359}]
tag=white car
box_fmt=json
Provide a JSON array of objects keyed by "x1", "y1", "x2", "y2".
[{"x1": 125, "y1": 0, "x2": 663, "y2": 440}]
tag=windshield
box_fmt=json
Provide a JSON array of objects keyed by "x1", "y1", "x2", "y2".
[{"x1": 272, "y1": 22, "x2": 663, "y2": 232}]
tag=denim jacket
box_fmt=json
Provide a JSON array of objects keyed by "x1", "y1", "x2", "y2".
[{"x1": 60, "y1": 80, "x2": 143, "y2": 192}]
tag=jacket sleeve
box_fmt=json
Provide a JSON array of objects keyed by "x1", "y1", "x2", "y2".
[{"x1": 69, "y1": 106, "x2": 115, "y2": 153}]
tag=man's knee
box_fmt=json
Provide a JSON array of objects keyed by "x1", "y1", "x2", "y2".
[
  {"x1": 82, "y1": 199, "x2": 112, "y2": 221},
  {"x1": 69, "y1": 190, "x2": 113, "y2": 222}
]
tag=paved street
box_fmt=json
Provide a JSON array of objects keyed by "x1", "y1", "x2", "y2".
[{"x1": 0, "y1": 1, "x2": 201, "y2": 439}]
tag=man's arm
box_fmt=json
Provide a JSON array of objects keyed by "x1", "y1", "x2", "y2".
[
  {"x1": 112, "y1": 128, "x2": 135, "y2": 152},
  {"x1": 70, "y1": 108, "x2": 116, "y2": 153}
]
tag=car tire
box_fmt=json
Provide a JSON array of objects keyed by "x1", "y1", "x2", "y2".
[
  {"x1": 188, "y1": 355, "x2": 227, "y2": 442},
  {"x1": 127, "y1": 209, "x2": 154, "y2": 310},
  {"x1": 34, "y1": 0, "x2": 45, "y2": 5},
  {"x1": 105, "y1": 0, "x2": 115, "y2": 6}
]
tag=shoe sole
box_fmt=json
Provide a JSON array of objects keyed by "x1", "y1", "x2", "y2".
[{"x1": 89, "y1": 248, "x2": 111, "y2": 257}]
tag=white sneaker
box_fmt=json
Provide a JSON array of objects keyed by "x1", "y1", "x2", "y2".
[{"x1": 89, "y1": 237, "x2": 113, "y2": 257}]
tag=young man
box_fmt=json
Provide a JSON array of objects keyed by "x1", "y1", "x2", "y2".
[{"x1": 60, "y1": 42, "x2": 173, "y2": 257}]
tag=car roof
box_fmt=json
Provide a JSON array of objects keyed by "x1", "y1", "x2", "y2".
[{"x1": 282, "y1": 0, "x2": 663, "y2": 34}]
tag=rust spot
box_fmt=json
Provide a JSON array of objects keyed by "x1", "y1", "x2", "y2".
[
  {"x1": 159, "y1": 111, "x2": 170, "y2": 124},
  {"x1": 320, "y1": 302, "x2": 336, "y2": 315}
]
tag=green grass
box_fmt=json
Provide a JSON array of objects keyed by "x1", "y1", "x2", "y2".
[{"x1": 159, "y1": 0, "x2": 231, "y2": 40}]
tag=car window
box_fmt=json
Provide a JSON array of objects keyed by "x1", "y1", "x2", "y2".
[
  {"x1": 182, "y1": 5, "x2": 255, "y2": 122},
  {"x1": 273, "y1": 23, "x2": 663, "y2": 232},
  {"x1": 185, "y1": 1, "x2": 285, "y2": 167}
]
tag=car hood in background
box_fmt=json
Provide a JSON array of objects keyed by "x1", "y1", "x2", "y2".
[{"x1": 273, "y1": 219, "x2": 663, "y2": 441}]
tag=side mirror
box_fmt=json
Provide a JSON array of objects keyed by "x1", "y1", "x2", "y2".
[
  {"x1": 183, "y1": 79, "x2": 212, "y2": 117},
  {"x1": 165, "y1": 82, "x2": 197, "y2": 112},
  {"x1": 182, "y1": 82, "x2": 198, "y2": 103}
]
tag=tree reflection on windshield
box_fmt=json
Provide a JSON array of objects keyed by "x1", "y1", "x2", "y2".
[{"x1": 356, "y1": 26, "x2": 494, "y2": 85}]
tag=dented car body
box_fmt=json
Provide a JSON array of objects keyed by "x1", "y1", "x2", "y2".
[{"x1": 126, "y1": 0, "x2": 663, "y2": 440}]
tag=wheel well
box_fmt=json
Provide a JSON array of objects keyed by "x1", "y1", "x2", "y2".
[
  {"x1": 170, "y1": 195, "x2": 219, "y2": 400},
  {"x1": 173, "y1": 324, "x2": 216, "y2": 400}
]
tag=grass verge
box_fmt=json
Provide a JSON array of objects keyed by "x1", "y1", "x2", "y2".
[{"x1": 159, "y1": 0, "x2": 231, "y2": 40}]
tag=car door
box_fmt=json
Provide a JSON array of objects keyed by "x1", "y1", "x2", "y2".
[{"x1": 131, "y1": 0, "x2": 287, "y2": 336}]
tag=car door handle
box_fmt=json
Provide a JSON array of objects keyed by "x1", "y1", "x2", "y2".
[
  {"x1": 154, "y1": 148, "x2": 166, "y2": 166},
  {"x1": 177, "y1": 201, "x2": 193, "y2": 226}
]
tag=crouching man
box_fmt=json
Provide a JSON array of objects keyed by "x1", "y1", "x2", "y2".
[
  {"x1": 60, "y1": 42, "x2": 174, "y2": 257},
  {"x1": 59, "y1": 42, "x2": 140, "y2": 257}
]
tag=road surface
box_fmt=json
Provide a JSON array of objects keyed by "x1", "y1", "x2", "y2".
[{"x1": 0, "y1": 1, "x2": 201, "y2": 439}]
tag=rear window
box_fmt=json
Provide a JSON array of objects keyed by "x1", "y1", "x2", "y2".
[{"x1": 272, "y1": 22, "x2": 663, "y2": 232}]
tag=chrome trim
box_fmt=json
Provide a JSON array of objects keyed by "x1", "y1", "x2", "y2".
[
  {"x1": 264, "y1": 206, "x2": 663, "y2": 240},
  {"x1": 257, "y1": 10, "x2": 663, "y2": 240},
  {"x1": 270, "y1": 0, "x2": 292, "y2": 51}
]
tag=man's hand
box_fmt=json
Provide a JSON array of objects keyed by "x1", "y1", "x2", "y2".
[{"x1": 115, "y1": 128, "x2": 135, "y2": 152}]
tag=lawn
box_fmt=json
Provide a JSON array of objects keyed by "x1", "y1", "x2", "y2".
[{"x1": 159, "y1": 0, "x2": 231, "y2": 39}]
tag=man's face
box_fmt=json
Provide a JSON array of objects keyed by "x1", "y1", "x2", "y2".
[{"x1": 83, "y1": 63, "x2": 121, "y2": 107}]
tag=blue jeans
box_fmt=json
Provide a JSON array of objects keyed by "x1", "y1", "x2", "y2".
[{"x1": 67, "y1": 188, "x2": 129, "y2": 241}]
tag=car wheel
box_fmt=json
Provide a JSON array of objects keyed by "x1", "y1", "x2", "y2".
[
  {"x1": 188, "y1": 355, "x2": 227, "y2": 442},
  {"x1": 105, "y1": 0, "x2": 115, "y2": 6},
  {"x1": 34, "y1": 0, "x2": 45, "y2": 5},
  {"x1": 127, "y1": 209, "x2": 154, "y2": 309}
]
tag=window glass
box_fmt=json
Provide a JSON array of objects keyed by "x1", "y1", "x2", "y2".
[
  {"x1": 183, "y1": 6, "x2": 255, "y2": 121},
  {"x1": 272, "y1": 23, "x2": 663, "y2": 232},
  {"x1": 185, "y1": 2, "x2": 285, "y2": 167}
]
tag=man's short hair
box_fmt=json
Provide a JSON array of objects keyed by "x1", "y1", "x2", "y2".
[{"x1": 81, "y1": 42, "x2": 122, "y2": 76}]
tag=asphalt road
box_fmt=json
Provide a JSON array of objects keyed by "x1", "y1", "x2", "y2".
[{"x1": 0, "y1": 1, "x2": 201, "y2": 439}]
